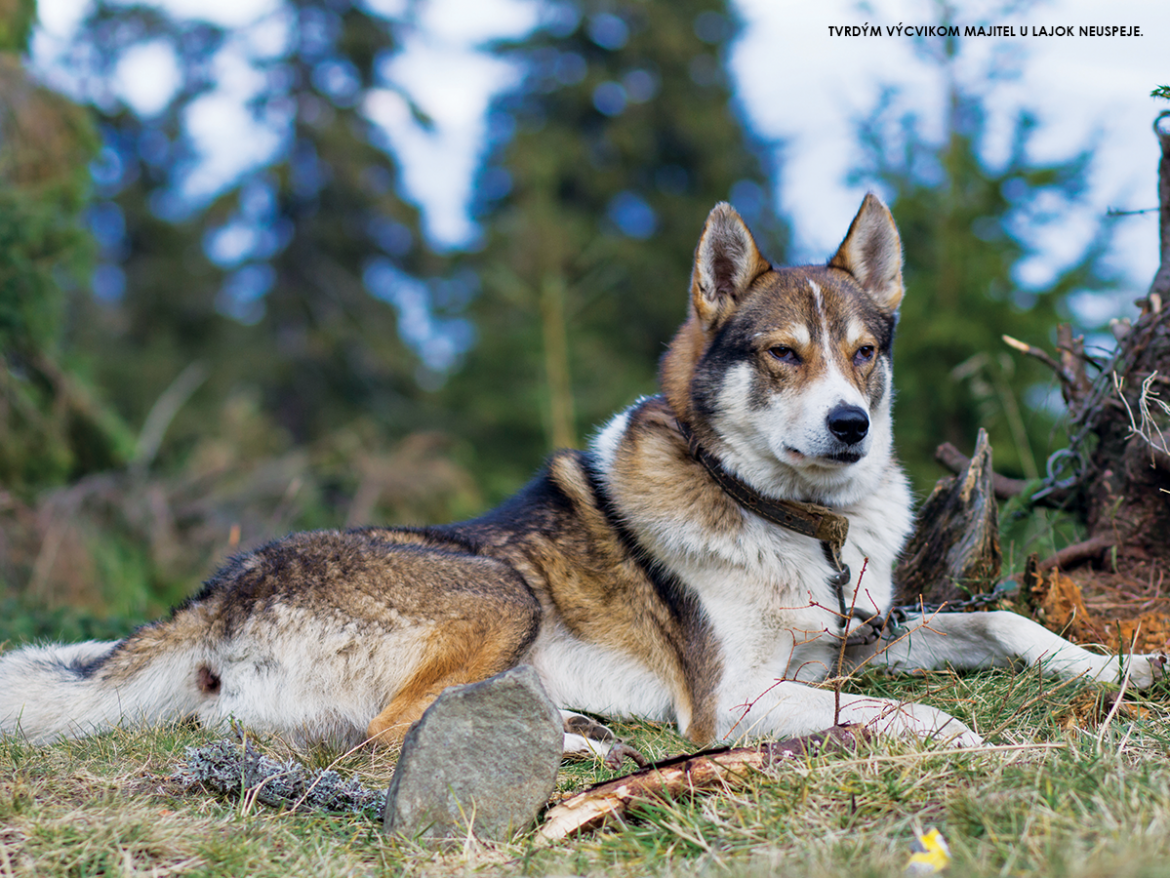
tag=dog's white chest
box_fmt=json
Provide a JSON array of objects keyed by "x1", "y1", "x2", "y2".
[{"x1": 679, "y1": 522, "x2": 845, "y2": 680}]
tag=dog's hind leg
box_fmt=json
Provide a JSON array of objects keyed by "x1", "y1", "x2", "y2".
[
  {"x1": 869, "y1": 610, "x2": 1165, "y2": 686},
  {"x1": 366, "y1": 614, "x2": 537, "y2": 746},
  {"x1": 560, "y1": 711, "x2": 648, "y2": 768}
]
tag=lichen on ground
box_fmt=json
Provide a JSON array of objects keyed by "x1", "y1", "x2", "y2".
[{"x1": 173, "y1": 737, "x2": 385, "y2": 819}]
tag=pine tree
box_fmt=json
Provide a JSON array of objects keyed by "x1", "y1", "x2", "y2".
[
  {"x1": 59, "y1": 0, "x2": 449, "y2": 462},
  {"x1": 854, "y1": 65, "x2": 1116, "y2": 492},
  {"x1": 0, "y1": 1, "x2": 131, "y2": 492},
  {"x1": 444, "y1": 0, "x2": 787, "y2": 495}
]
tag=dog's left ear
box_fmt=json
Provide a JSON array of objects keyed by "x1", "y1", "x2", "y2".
[
  {"x1": 828, "y1": 193, "x2": 904, "y2": 313},
  {"x1": 690, "y1": 202, "x2": 772, "y2": 330}
]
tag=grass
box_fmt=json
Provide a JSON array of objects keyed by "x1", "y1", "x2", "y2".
[{"x1": 5, "y1": 669, "x2": 1170, "y2": 877}]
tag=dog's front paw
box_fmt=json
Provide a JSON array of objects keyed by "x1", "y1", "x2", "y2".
[{"x1": 1134, "y1": 653, "x2": 1168, "y2": 688}]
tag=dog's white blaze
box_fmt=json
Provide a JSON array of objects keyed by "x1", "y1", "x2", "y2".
[{"x1": 808, "y1": 279, "x2": 822, "y2": 314}]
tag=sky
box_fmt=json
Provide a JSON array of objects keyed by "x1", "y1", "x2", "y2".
[{"x1": 31, "y1": 0, "x2": 1170, "y2": 310}]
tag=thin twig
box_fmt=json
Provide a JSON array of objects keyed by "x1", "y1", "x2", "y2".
[
  {"x1": 835, "y1": 557, "x2": 869, "y2": 725},
  {"x1": 1003, "y1": 334, "x2": 1061, "y2": 374}
]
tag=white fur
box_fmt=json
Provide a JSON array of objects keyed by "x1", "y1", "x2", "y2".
[
  {"x1": 709, "y1": 361, "x2": 897, "y2": 507},
  {"x1": 0, "y1": 609, "x2": 434, "y2": 747},
  {"x1": 0, "y1": 640, "x2": 205, "y2": 743},
  {"x1": 195, "y1": 606, "x2": 431, "y2": 746},
  {"x1": 876, "y1": 611, "x2": 1159, "y2": 687},
  {"x1": 590, "y1": 405, "x2": 634, "y2": 474},
  {"x1": 528, "y1": 622, "x2": 675, "y2": 724},
  {"x1": 808, "y1": 279, "x2": 823, "y2": 313}
]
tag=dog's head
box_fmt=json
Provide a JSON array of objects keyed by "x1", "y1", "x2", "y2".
[{"x1": 662, "y1": 194, "x2": 904, "y2": 504}]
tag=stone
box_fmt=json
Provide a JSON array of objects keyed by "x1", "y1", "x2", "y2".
[{"x1": 382, "y1": 664, "x2": 562, "y2": 841}]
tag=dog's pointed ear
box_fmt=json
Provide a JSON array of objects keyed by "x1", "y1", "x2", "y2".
[
  {"x1": 690, "y1": 202, "x2": 772, "y2": 330},
  {"x1": 828, "y1": 193, "x2": 904, "y2": 313}
]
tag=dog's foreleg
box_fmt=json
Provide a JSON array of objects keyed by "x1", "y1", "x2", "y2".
[
  {"x1": 872, "y1": 611, "x2": 1164, "y2": 686},
  {"x1": 720, "y1": 680, "x2": 982, "y2": 747}
]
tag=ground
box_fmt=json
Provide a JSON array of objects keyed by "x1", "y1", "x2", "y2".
[{"x1": 4, "y1": 667, "x2": 1170, "y2": 877}]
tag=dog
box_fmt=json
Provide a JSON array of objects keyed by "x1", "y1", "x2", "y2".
[{"x1": 1, "y1": 195, "x2": 1160, "y2": 759}]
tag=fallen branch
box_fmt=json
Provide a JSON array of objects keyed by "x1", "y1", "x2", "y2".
[
  {"x1": 934, "y1": 442, "x2": 1028, "y2": 500},
  {"x1": 538, "y1": 724, "x2": 868, "y2": 843},
  {"x1": 1002, "y1": 333, "x2": 1061, "y2": 374},
  {"x1": 1038, "y1": 536, "x2": 1115, "y2": 572}
]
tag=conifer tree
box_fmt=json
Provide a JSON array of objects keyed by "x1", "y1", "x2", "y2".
[
  {"x1": 445, "y1": 0, "x2": 787, "y2": 494},
  {"x1": 855, "y1": 62, "x2": 1115, "y2": 492},
  {"x1": 0, "y1": 1, "x2": 130, "y2": 491},
  {"x1": 60, "y1": 0, "x2": 447, "y2": 458}
]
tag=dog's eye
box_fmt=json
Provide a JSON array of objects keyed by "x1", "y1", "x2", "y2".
[
  {"x1": 853, "y1": 345, "x2": 875, "y2": 366},
  {"x1": 769, "y1": 346, "x2": 801, "y2": 365}
]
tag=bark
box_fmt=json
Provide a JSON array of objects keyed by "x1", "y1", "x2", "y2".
[
  {"x1": 895, "y1": 428, "x2": 1002, "y2": 605},
  {"x1": 538, "y1": 725, "x2": 868, "y2": 842},
  {"x1": 1150, "y1": 112, "x2": 1170, "y2": 300}
]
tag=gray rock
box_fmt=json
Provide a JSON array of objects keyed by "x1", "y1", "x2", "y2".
[{"x1": 382, "y1": 664, "x2": 562, "y2": 841}]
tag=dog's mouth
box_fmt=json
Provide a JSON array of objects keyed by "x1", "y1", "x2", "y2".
[
  {"x1": 826, "y1": 450, "x2": 863, "y2": 464},
  {"x1": 783, "y1": 446, "x2": 863, "y2": 466}
]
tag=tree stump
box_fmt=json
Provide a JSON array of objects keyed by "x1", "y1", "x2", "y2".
[{"x1": 895, "y1": 428, "x2": 1002, "y2": 606}]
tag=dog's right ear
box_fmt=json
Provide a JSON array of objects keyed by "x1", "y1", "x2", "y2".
[{"x1": 690, "y1": 202, "x2": 771, "y2": 330}]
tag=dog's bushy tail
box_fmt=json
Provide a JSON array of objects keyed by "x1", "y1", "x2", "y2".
[{"x1": 0, "y1": 634, "x2": 205, "y2": 743}]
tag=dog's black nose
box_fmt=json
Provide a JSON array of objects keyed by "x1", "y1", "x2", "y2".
[{"x1": 827, "y1": 404, "x2": 869, "y2": 445}]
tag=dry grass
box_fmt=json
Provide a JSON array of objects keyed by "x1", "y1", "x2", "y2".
[{"x1": 4, "y1": 668, "x2": 1170, "y2": 877}]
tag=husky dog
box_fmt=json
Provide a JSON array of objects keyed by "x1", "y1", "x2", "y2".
[{"x1": 0, "y1": 195, "x2": 1160, "y2": 757}]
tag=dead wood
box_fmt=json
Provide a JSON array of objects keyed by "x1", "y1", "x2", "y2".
[
  {"x1": 935, "y1": 441, "x2": 1028, "y2": 500},
  {"x1": 895, "y1": 429, "x2": 1002, "y2": 606},
  {"x1": 538, "y1": 725, "x2": 868, "y2": 843},
  {"x1": 992, "y1": 116, "x2": 1170, "y2": 614},
  {"x1": 1037, "y1": 536, "x2": 1115, "y2": 572},
  {"x1": 1150, "y1": 111, "x2": 1170, "y2": 299},
  {"x1": 1021, "y1": 554, "x2": 1170, "y2": 654}
]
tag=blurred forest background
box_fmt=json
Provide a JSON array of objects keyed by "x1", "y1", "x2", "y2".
[{"x1": 0, "y1": 0, "x2": 1149, "y2": 642}]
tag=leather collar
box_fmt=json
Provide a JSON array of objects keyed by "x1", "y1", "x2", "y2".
[{"x1": 676, "y1": 420, "x2": 853, "y2": 617}]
